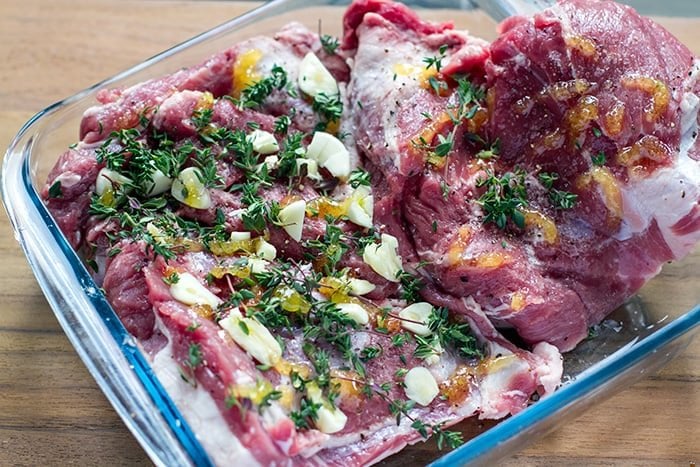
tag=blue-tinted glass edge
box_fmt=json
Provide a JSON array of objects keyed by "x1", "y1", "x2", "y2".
[{"x1": 21, "y1": 156, "x2": 213, "y2": 467}]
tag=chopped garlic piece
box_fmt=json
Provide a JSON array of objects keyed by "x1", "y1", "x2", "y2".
[
  {"x1": 307, "y1": 383, "x2": 347, "y2": 434},
  {"x1": 141, "y1": 169, "x2": 172, "y2": 196},
  {"x1": 346, "y1": 185, "x2": 374, "y2": 229},
  {"x1": 298, "y1": 52, "x2": 339, "y2": 98},
  {"x1": 346, "y1": 277, "x2": 375, "y2": 296},
  {"x1": 404, "y1": 367, "x2": 439, "y2": 406},
  {"x1": 398, "y1": 302, "x2": 433, "y2": 336},
  {"x1": 362, "y1": 233, "x2": 402, "y2": 282},
  {"x1": 263, "y1": 155, "x2": 280, "y2": 169},
  {"x1": 296, "y1": 158, "x2": 322, "y2": 180},
  {"x1": 170, "y1": 272, "x2": 222, "y2": 309},
  {"x1": 171, "y1": 167, "x2": 212, "y2": 209},
  {"x1": 247, "y1": 257, "x2": 270, "y2": 274},
  {"x1": 230, "y1": 231, "x2": 251, "y2": 241},
  {"x1": 336, "y1": 303, "x2": 369, "y2": 325},
  {"x1": 146, "y1": 222, "x2": 168, "y2": 246},
  {"x1": 95, "y1": 167, "x2": 131, "y2": 196},
  {"x1": 247, "y1": 129, "x2": 280, "y2": 154},
  {"x1": 255, "y1": 238, "x2": 277, "y2": 261},
  {"x1": 278, "y1": 199, "x2": 307, "y2": 242},
  {"x1": 220, "y1": 313, "x2": 282, "y2": 367},
  {"x1": 423, "y1": 341, "x2": 444, "y2": 366},
  {"x1": 306, "y1": 132, "x2": 350, "y2": 179}
]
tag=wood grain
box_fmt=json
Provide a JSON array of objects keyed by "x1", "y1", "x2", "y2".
[{"x1": 0, "y1": 1, "x2": 698, "y2": 466}]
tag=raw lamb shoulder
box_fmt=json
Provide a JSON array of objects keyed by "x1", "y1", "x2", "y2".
[{"x1": 40, "y1": 0, "x2": 700, "y2": 465}]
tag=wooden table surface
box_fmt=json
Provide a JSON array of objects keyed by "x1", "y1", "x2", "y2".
[{"x1": 1, "y1": 0, "x2": 698, "y2": 465}]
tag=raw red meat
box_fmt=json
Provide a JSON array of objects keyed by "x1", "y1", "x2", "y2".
[{"x1": 40, "y1": 0, "x2": 700, "y2": 465}]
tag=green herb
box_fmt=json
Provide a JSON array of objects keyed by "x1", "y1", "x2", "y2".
[
  {"x1": 191, "y1": 107, "x2": 213, "y2": 130},
  {"x1": 258, "y1": 389, "x2": 283, "y2": 409},
  {"x1": 423, "y1": 77, "x2": 486, "y2": 159},
  {"x1": 320, "y1": 34, "x2": 340, "y2": 55},
  {"x1": 538, "y1": 172, "x2": 558, "y2": 189},
  {"x1": 427, "y1": 76, "x2": 448, "y2": 96},
  {"x1": 274, "y1": 113, "x2": 292, "y2": 134},
  {"x1": 304, "y1": 221, "x2": 349, "y2": 275},
  {"x1": 411, "y1": 419, "x2": 429, "y2": 438},
  {"x1": 222, "y1": 289, "x2": 256, "y2": 308},
  {"x1": 433, "y1": 133, "x2": 454, "y2": 157},
  {"x1": 275, "y1": 132, "x2": 304, "y2": 178},
  {"x1": 163, "y1": 271, "x2": 180, "y2": 285},
  {"x1": 476, "y1": 168, "x2": 528, "y2": 229},
  {"x1": 475, "y1": 138, "x2": 500, "y2": 160},
  {"x1": 182, "y1": 342, "x2": 204, "y2": 385},
  {"x1": 396, "y1": 270, "x2": 424, "y2": 303},
  {"x1": 388, "y1": 397, "x2": 416, "y2": 425},
  {"x1": 249, "y1": 295, "x2": 292, "y2": 330},
  {"x1": 427, "y1": 307, "x2": 483, "y2": 359},
  {"x1": 440, "y1": 180, "x2": 450, "y2": 200},
  {"x1": 289, "y1": 396, "x2": 322, "y2": 429},
  {"x1": 107, "y1": 247, "x2": 122, "y2": 257},
  {"x1": 303, "y1": 344, "x2": 332, "y2": 389},
  {"x1": 312, "y1": 92, "x2": 343, "y2": 131},
  {"x1": 48, "y1": 181, "x2": 62, "y2": 199},
  {"x1": 348, "y1": 168, "x2": 371, "y2": 188},
  {"x1": 238, "y1": 320, "x2": 250, "y2": 335},
  {"x1": 224, "y1": 392, "x2": 243, "y2": 411},
  {"x1": 592, "y1": 151, "x2": 606, "y2": 166},
  {"x1": 240, "y1": 183, "x2": 280, "y2": 232},
  {"x1": 86, "y1": 258, "x2": 99, "y2": 273},
  {"x1": 549, "y1": 189, "x2": 578, "y2": 209},
  {"x1": 433, "y1": 423, "x2": 464, "y2": 450},
  {"x1": 413, "y1": 334, "x2": 441, "y2": 360},
  {"x1": 239, "y1": 65, "x2": 288, "y2": 109},
  {"x1": 592, "y1": 127, "x2": 602, "y2": 138},
  {"x1": 391, "y1": 333, "x2": 408, "y2": 348},
  {"x1": 359, "y1": 346, "x2": 382, "y2": 361},
  {"x1": 423, "y1": 44, "x2": 448, "y2": 72},
  {"x1": 192, "y1": 147, "x2": 222, "y2": 188}
]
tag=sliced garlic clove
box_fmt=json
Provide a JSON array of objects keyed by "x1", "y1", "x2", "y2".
[
  {"x1": 305, "y1": 132, "x2": 350, "y2": 179},
  {"x1": 171, "y1": 167, "x2": 212, "y2": 210},
  {"x1": 278, "y1": 199, "x2": 307, "y2": 242},
  {"x1": 398, "y1": 302, "x2": 433, "y2": 336},
  {"x1": 403, "y1": 367, "x2": 439, "y2": 406},
  {"x1": 346, "y1": 277, "x2": 376, "y2": 296},
  {"x1": 422, "y1": 341, "x2": 444, "y2": 366},
  {"x1": 143, "y1": 169, "x2": 173, "y2": 196},
  {"x1": 219, "y1": 313, "x2": 282, "y2": 367},
  {"x1": 298, "y1": 52, "x2": 339, "y2": 98},
  {"x1": 296, "y1": 158, "x2": 322, "y2": 180},
  {"x1": 247, "y1": 257, "x2": 270, "y2": 274},
  {"x1": 315, "y1": 402, "x2": 348, "y2": 434},
  {"x1": 336, "y1": 302, "x2": 369, "y2": 325},
  {"x1": 170, "y1": 272, "x2": 222, "y2": 309},
  {"x1": 263, "y1": 155, "x2": 280, "y2": 169},
  {"x1": 247, "y1": 129, "x2": 280, "y2": 155},
  {"x1": 362, "y1": 233, "x2": 403, "y2": 282},
  {"x1": 255, "y1": 238, "x2": 277, "y2": 261},
  {"x1": 146, "y1": 222, "x2": 168, "y2": 246},
  {"x1": 346, "y1": 185, "x2": 374, "y2": 229},
  {"x1": 306, "y1": 383, "x2": 347, "y2": 434},
  {"x1": 95, "y1": 167, "x2": 132, "y2": 196},
  {"x1": 230, "y1": 231, "x2": 252, "y2": 241}
]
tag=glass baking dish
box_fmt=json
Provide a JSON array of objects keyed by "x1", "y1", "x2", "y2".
[{"x1": 2, "y1": 0, "x2": 699, "y2": 465}]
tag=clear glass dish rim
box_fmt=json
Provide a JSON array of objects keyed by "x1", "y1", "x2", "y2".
[{"x1": 2, "y1": 0, "x2": 700, "y2": 465}]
